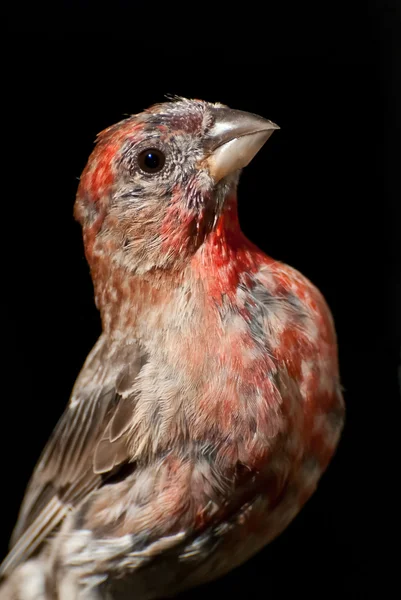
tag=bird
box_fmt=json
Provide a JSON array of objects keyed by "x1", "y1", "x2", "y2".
[{"x1": 0, "y1": 97, "x2": 344, "y2": 599}]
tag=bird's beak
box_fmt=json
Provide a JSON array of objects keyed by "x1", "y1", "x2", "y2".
[{"x1": 206, "y1": 108, "x2": 279, "y2": 183}]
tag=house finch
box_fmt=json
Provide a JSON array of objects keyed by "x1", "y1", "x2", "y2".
[{"x1": 0, "y1": 98, "x2": 344, "y2": 600}]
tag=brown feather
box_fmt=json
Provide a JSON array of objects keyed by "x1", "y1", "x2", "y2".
[{"x1": 1, "y1": 335, "x2": 146, "y2": 577}]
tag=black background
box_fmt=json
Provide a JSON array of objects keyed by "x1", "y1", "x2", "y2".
[{"x1": 3, "y1": 3, "x2": 401, "y2": 598}]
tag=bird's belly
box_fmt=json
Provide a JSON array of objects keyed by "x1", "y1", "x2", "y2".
[
  {"x1": 101, "y1": 458, "x2": 324, "y2": 600},
  {"x1": 176, "y1": 460, "x2": 323, "y2": 592}
]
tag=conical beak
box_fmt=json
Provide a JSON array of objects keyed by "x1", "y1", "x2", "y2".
[{"x1": 205, "y1": 107, "x2": 279, "y2": 183}]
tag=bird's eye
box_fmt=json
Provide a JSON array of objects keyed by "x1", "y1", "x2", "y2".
[{"x1": 137, "y1": 148, "x2": 166, "y2": 174}]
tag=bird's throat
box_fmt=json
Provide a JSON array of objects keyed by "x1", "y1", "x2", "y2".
[
  {"x1": 93, "y1": 194, "x2": 269, "y2": 337},
  {"x1": 190, "y1": 195, "x2": 269, "y2": 303}
]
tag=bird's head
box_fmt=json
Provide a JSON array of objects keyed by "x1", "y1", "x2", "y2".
[{"x1": 75, "y1": 98, "x2": 278, "y2": 275}]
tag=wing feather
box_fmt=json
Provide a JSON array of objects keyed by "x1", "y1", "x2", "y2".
[{"x1": 0, "y1": 335, "x2": 144, "y2": 577}]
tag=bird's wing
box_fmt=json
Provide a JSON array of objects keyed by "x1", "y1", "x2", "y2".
[{"x1": 0, "y1": 335, "x2": 144, "y2": 577}]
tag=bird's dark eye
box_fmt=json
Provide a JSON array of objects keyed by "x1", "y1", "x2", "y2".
[{"x1": 137, "y1": 148, "x2": 165, "y2": 174}]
